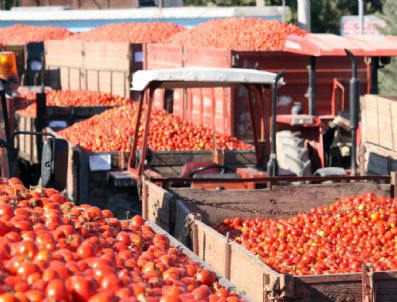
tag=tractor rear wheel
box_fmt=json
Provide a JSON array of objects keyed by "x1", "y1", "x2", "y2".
[{"x1": 276, "y1": 130, "x2": 312, "y2": 177}]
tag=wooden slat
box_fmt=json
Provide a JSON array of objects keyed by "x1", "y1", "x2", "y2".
[
  {"x1": 378, "y1": 97, "x2": 393, "y2": 150},
  {"x1": 84, "y1": 41, "x2": 132, "y2": 72},
  {"x1": 229, "y1": 242, "x2": 271, "y2": 302},
  {"x1": 144, "y1": 181, "x2": 173, "y2": 232},
  {"x1": 171, "y1": 182, "x2": 392, "y2": 224},
  {"x1": 195, "y1": 221, "x2": 228, "y2": 276},
  {"x1": 362, "y1": 95, "x2": 379, "y2": 145},
  {"x1": 146, "y1": 221, "x2": 253, "y2": 302},
  {"x1": 45, "y1": 40, "x2": 84, "y2": 68}
]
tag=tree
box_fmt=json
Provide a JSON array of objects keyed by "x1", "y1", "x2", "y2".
[
  {"x1": 379, "y1": 0, "x2": 397, "y2": 96},
  {"x1": 1, "y1": 0, "x2": 18, "y2": 10}
]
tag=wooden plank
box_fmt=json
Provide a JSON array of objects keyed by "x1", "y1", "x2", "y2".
[
  {"x1": 84, "y1": 41, "x2": 131, "y2": 72},
  {"x1": 362, "y1": 95, "x2": 379, "y2": 145},
  {"x1": 364, "y1": 142, "x2": 397, "y2": 161},
  {"x1": 295, "y1": 271, "x2": 397, "y2": 302},
  {"x1": 86, "y1": 70, "x2": 99, "y2": 92},
  {"x1": 146, "y1": 221, "x2": 253, "y2": 302},
  {"x1": 377, "y1": 96, "x2": 393, "y2": 150},
  {"x1": 45, "y1": 40, "x2": 84, "y2": 68},
  {"x1": 150, "y1": 150, "x2": 255, "y2": 167},
  {"x1": 374, "y1": 271, "x2": 397, "y2": 302},
  {"x1": 99, "y1": 71, "x2": 112, "y2": 94},
  {"x1": 69, "y1": 68, "x2": 83, "y2": 91},
  {"x1": 111, "y1": 71, "x2": 129, "y2": 98},
  {"x1": 145, "y1": 180, "x2": 173, "y2": 232},
  {"x1": 195, "y1": 221, "x2": 228, "y2": 277},
  {"x1": 171, "y1": 182, "x2": 392, "y2": 225},
  {"x1": 295, "y1": 277, "x2": 362, "y2": 302},
  {"x1": 78, "y1": 149, "x2": 89, "y2": 204},
  {"x1": 229, "y1": 241, "x2": 286, "y2": 302}
]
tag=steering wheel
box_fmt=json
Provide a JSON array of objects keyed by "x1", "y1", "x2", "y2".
[{"x1": 189, "y1": 164, "x2": 234, "y2": 177}]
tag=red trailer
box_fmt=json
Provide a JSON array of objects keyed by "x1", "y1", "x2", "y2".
[{"x1": 145, "y1": 40, "x2": 369, "y2": 140}]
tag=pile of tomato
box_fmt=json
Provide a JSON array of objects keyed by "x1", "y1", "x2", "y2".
[
  {"x1": 216, "y1": 193, "x2": 397, "y2": 276},
  {"x1": 0, "y1": 177, "x2": 245, "y2": 302},
  {"x1": 58, "y1": 103, "x2": 252, "y2": 152},
  {"x1": 68, "y1": 22, "x2": 184, "y2": 43},
  {"x1": 167, "y1": 18, "x2": 306, "y2": 51},
  {"x1": 17, "y1": 90, "x2": 130, "y2": 117},
  {"x1": 0, "y1": 25, "x2": 72, "y2": 45}
]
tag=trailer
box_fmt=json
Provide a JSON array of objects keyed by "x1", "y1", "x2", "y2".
[
  {"x1": 145, "y1": 37, "x2": 373, "y2": 140},
  {"x1": 64, "y1": 142, "x2": 256, "y2": 214},
  {"x1": 45, "y1": 40, "x2": 143, "y2": 98},
  {"x1": 142, "y1": 174, "x2": 397, "y2": 302}
]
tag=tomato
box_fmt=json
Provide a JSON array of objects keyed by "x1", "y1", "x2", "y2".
[
  {"x1": 217, "y1": 193, "x2": 397, "y2": 276},
  {"x1": 195, "y1": 270, "x2": 217, "y2": 286},
  {"x1": 69, "y1": 276, "x2": 97, "y2": 301},
  {"x1": 168, "y1": 18, "x2": 306, "y2": 51},
  {"x1": 59, "y1": 103, "x2": 252, "y2": 152},
  {"x1": 0, "y1": 293, "x2": 19, "y2": 302},
  {"x1": 131, "y1": 215, "x2": 145, "y2": 227},
  {"x1": 0, "y1": 177, "x2": 245, "y2": 302},
  {"x1": 68, "y1": 22, "x2": 184, "y2": 43},
  {"x1": 0, "y1": 25, "x2": 71, "y2": 45},
  {"x1": 46, "y1": 279, "x2": 69, "y2": 300}
]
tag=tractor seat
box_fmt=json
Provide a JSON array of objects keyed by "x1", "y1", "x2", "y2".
[{"x1": 179, "y1": 162, "x2": 228, "y2": 178}]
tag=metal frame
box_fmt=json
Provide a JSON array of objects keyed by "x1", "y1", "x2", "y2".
[{"x1": 127, "y1": 79, "x2": 278, "y2": 180}]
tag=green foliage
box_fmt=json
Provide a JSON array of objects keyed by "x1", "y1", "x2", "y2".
[
  {"x1": 184, "y1": 0, "x2": 255, "y2": 5},
  {"x1": 379, "y1": 0, "x2": 397, "y2": 96},
  {"x1": 1, "y1": 0, "x2": 18, "y2": 10}
]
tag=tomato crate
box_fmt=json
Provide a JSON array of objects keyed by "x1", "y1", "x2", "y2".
[
  {"x1": 63, "y1": 140, "x2": 256, "y2": 208},
  {"x1": 142, "y1": 175, "x2": 397, "y2": 302},
  {"x1": 45, "y1": 40, "x2": 144, "y2": 98},
  {"x1": 146, "y1": 44, "x2": 369, "y2": 140},
  {"x1": 146, "y1": 221, "x2": 253, "y2": 301},
  {"x1": 15, "y1": 105, "x2": 114, "y2": 164}
]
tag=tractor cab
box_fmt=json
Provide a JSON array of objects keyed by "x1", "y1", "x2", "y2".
[
  {"x1": 280, "y1": 34, "x2": 397, "y2": 177},
  {"x1": 0, "y1": 51, "x2": 68, "y2": 191},
  {"x1": 109, "y1": 67, "x2": 284, "y2": 191}
]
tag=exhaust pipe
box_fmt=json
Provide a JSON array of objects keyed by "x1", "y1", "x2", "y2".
[
  {"x1": 344, "y1": 49, "x2": 359, "y2": 176},
  {"x1": 267, "y1": 70, "x2": 285, "y2": 177}
]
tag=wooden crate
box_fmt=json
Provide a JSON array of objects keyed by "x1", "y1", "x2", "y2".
[
  {"x1": 66, "y1": 147, "x2": 129, "y2": 207},
  {"x1": 67, "y1": 147, "x2": 256, "y2": 207},
  {"x1": 361, "y1": 94, "x2": 397, "y2": 152},
  {"x1": 147, "y1": 221, "x2": 253, "y2": 301},
  {"x1": 45, "y1": 40, "x2": 144, "y2": 98},
  {"x1": 15, "y1": 105, "x2": 114, "y2": 164},
  {"x1": 142, "y1": 176, "x2": 397, "y2": 302},
  {"x1": 361, "y1": 142, "x2": 397, "y2": 176}
]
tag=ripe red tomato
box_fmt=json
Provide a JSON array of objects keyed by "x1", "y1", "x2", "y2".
[
  {"x1": 217, "y1": 193, "x2": 397, "y2": 276},
  {"x1": 0, "y1": 177, "x2": 245, "y2": 302}
]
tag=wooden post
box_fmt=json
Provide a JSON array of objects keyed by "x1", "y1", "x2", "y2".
[
  {"x1": 141, "y1": 175, "x2": 149, "y2": 220},
  {"x1": 390, "y1": 171, "x2": 397, "y2": 198},
  {"x1": 224, "y1": 232, "x2": 231, "y2": 280},
  {"x1": 362, "y1": 263, "x2": 375, "y2": 302}
]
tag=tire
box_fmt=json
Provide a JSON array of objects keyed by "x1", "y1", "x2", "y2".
[
  {"x1": 107, "y1": 193, "x2": 141, "y2": 220},
  {"x1": 276, "y1": 130, "x2": 312, "y2": 177}
]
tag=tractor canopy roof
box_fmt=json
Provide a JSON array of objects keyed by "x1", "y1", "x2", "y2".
[
  {"x1": 131, "y1": 67, "x2": 284, "y2": 91},
  {"x1": 285, "y1": 33, "x2": 397, "y2": 57}
]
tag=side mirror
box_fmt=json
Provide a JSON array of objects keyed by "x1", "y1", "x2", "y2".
[{"x1": 41, "y1": 138, "x2": 68, "y2": 191}]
